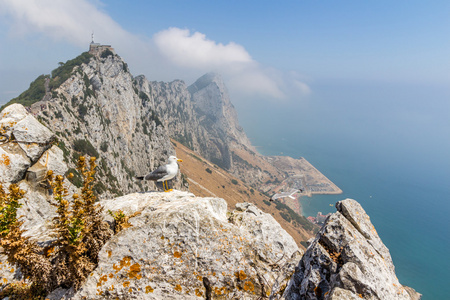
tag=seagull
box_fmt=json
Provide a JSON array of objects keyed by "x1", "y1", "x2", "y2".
[{"x1": 135, "y1": 156, "x2": 183, "y2": 192}]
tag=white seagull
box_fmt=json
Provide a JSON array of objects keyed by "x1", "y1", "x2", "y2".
[{"x1": 136, "y1": 156, "x2": 183, "y2": 192}]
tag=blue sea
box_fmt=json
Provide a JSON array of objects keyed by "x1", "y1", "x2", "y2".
[{"x1": 235, "y1": 80, "x2": 450, "y2": 300}]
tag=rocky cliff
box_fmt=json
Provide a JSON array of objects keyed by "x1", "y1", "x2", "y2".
[
  {"x1": 5, "y1": 50, "x2": 267, "y2": 197},
  {"x1": 21, "y1": 52, "x2": 178, "y2": 198},
  {"x1": 135, "y1": 72, "x2": 256, "y2": 176}
]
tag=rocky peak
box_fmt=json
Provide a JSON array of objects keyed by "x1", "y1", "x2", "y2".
[
  {"x1": 188, "y1": 72, "x2": 253, "y2": 151},
  {"x1": 13, "y1": 51, "x2": 180, "y2": 198},
  {"x1": 282, "y1": 198, "x2": 421, "y2": 300}
]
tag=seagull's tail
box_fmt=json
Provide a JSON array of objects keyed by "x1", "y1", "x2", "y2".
[{"x1": 135, "y1": 176, "x2": 145, "y2": 180}]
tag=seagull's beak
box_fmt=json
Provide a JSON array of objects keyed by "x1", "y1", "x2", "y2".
[{"x1": 177, "y1": 159, "x2": 183, "y2": 162}]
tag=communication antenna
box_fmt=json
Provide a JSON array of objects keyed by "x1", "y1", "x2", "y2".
[{"x1": 91, "y1": 31, "x2": 94, "y2": 44}]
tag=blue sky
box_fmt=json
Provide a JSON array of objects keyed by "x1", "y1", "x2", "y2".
[{"x1": 0, "y1": 0, "x2": 449, "y2": 104}]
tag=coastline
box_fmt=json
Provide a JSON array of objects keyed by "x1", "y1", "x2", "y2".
[{"x1": 267, "y1": 155, "x2": 342, "y2": 217}]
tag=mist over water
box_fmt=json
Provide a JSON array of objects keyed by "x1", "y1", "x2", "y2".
[{"x1": 235, "y1": 80, "x2": 450, "y2": 300}]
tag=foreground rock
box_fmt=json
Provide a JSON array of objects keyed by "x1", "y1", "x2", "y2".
[
  {"x1": 282, "y1": 199, "x2": 421, "y2": 300},
  {"x1": 69, "y1": 191, "x2": 302, "y2": 299},
  {"x1": 0, "y1": 104, "x2": 55, "y2": 183}
]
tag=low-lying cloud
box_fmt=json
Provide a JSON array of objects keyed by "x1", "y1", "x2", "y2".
[{"x1": 0, "y1": 0, "x2": 310, "y2": 101}]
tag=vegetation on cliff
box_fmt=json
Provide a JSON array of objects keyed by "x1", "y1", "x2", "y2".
[
  {"x1": 1, "y1": 52, "x2": 93, "y2": 110},
  {"x1": 0, "y1": 157, "x2": 113, "y2": 298}
]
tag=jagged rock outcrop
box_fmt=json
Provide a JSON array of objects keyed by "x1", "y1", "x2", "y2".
[
  {"x1": 188, "y1": 73, "x2": 254, "y2": 168},
  {"x1": 282, "y1": 199, "x2": 421, "y2": 300},
  {"x1": 68, "y1": 191, "x2": 302, "y2": 299},
  {"x1": 0, "y1": 104, "x2": 55, "y2": 182}
]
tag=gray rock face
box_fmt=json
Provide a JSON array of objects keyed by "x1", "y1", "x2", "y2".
[
  {"x1": 72, "y1": 191, "x2": 302, "y2": 299},
  {"x1": 136, "y1": 72, "x2": 255, "y2": 172},
  {"x1": 188, "y1": 73, "x2": 254, "y2": 169},
  {"x1": 282, "y1": 199, "x2": 421, "y2": 300}
]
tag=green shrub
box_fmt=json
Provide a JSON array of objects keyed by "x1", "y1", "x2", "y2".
[
  {"x1": 300, "y1": 241, "x2": 309, "y2": 248},
  {"x1": 101, "y1": 49, "x2": 114, "y2": 58},
  {"x1": 0, "y1": 157, "x2": 112, "y2": 295},
  {"x1": 73, "y1": 139, "x2": 99, "y2": 158},
  {"x1": 78, "y1": 103, "x2": 88, "y2": 119},
  {"x1": 49, "y1": 52, "x2": 93, "y2": 90},
  {"x1": 231, "y1": 179, "x2": 238, "y2": 185},
  {"x1": 280, "y1": 212, "x2": 291, "y2": 223},
  {"x1": 263, "y1": 200, "x2": 271, "y2": 206},
  {"x1": 205, "y1": 168, "x2": 212, "y2": 174},
  {"x1": 100, "y1": 141, "x2": 108, "y2": 152}
]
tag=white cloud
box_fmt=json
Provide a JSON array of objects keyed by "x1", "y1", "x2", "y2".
[
  {"x1": 0, "y1": 0, "x2": 132, "y2": 47},
  {"x1": 0, "y1": 0, "x2": 310, "y2": 101},
  {"x1": 153, "y1": 27, "x2": 292, "y2": 99},
  {"x1": 154, "y1": 28, "x2": 253, "y2": 69}
]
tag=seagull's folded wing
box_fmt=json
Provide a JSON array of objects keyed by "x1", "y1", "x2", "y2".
[{"x1": 144, "y1": 165, "x2": 168, "y2": 180}]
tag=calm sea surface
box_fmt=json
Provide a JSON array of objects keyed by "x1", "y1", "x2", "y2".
[{"x1": 235, "y1": 80, "x2": 450, "y2": 300}]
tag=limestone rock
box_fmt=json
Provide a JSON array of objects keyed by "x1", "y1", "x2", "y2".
[
  {"x1": 230, "y1": 202, "x2": 299, "y2": 265},
  {"x1": 0, "y1": 104, "x2": 55, "y2": 163},
  {"x1": 13, "y1": 115, "x2": 55, "y2": 162},
  {"x1": 72, "y1": 191, "x2": 302, "y2": 299},
  {"x1": 0, "y1": 105, "x2": 73, "y2": 292},
  {"x1": 0, "y1": 143, "x2": 31, "y2": 183},
  {"x1": 282, "y1": 199, "x2": 421, "y2": 300},
  {"x1": 36, "y1": 145, "x2": 68, "y2": 176}
]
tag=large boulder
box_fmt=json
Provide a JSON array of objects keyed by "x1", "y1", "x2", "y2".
[
  {"x1": 0, "y1": 104, "x2": 55, "y2": 183},
  {"x1": 70, "y1": 191, "x2": 302, "y2": 299},
  {"x1": 0, "y1": 104, "x2": 55, "y2": 163},
  {"x1": 282, "y1": 199, "x2": 421, "y2": 300}
]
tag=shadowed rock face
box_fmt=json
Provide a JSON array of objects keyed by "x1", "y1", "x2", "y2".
[
  {"x1": 71, "y1": 192, "x2": 302, "y2": 299},
  {"x1": 282, "y1": 199, "x2": 421, "y2": 300}
]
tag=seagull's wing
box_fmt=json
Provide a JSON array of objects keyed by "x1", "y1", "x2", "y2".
[{"x1": 144, "y1": 165, "x2": 168, "y2": 181}]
